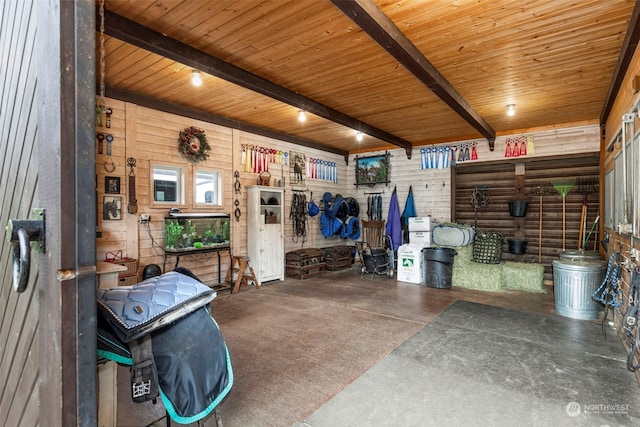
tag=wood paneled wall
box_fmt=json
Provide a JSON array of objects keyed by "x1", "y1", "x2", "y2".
[
  {"x1": 455, "y1": 157, "x2": 600, "y2": 281},
  {"x1": 0, "y1": 1, "x2": 39, "y2": 425},
  {"x1": 95, "y1": 98, "x2": 349, "y2": 286},
  {"x1": 95, "y1": 96, "x2": 603, "y2": 289},
  {"x1": 347, "y1": 150, "x2": 452, "y2": 233},
  {"x1": 344, "y1": 125, "x2": 601, "y2": 245},
  {"x1": 235, "y1": 131, "x2": 349, "y2": 254},
  {"x1": 603, "y1": 40, "x2": 640, "y2": 383}
]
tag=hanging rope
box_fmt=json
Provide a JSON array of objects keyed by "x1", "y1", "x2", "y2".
[
  {"x1": 289, "y1": 192, "x2": 308, "y2": 244},
  {"x1": 97, "y1": 0, "x2": 109, "y2": 116}
]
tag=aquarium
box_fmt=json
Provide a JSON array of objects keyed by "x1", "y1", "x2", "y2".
[{"x1": 164, "y1": 213, "x2": 230, "y2": 252}]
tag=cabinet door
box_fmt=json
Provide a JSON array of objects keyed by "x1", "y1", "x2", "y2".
[{"x1": 260, "y1": 223, "x2": 283, "y2": 280}]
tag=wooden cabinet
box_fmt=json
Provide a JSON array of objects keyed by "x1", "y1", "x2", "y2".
[{"x1": 247, "y1": 186, "x2": 285, "y2": 283}]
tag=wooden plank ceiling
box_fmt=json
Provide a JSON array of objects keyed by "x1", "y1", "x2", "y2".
[{"x1": 99, "y1": 0, "x2": 638, "y2": 158}]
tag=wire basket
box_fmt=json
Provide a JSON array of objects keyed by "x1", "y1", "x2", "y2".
[
  {"x1": 105, "y1": 251, "x2": 138, "y2": 276},
  {"x1": 472, "y1": 232, "x2": 504, "y2": 264}
]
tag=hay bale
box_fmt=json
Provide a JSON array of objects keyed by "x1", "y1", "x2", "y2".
[
  {"x1": 502, "y1": 262, "x2": 544, "y2": 292},
  {"x1": 450, "y1": 244, "x2": 503, "y2": 291},
  {"x1": 447, "y1": 244, "x2": 544, "y2": 292}
]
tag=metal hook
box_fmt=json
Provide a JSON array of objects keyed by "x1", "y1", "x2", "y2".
[
  {"x1": 6, "y1": 209, "x2": 46, "y2": 293},
  {"x1": 12, "y1": 229, "x2": 30, "y2": 293}
]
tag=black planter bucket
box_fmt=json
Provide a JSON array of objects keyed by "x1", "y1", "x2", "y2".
[
  {"x1": 508, "y1": 239, "x2": 528, "y2": 254},
  {"x1": 508, "y1": 200, "x2": 529, "y2": 217}
]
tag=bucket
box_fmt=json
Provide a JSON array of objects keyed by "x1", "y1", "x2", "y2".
[
  {"x1": 559, "y1": 250, "x2": 601, "y2": 261},
  {"x1": 508, "y1": 239, "x2": 527, "y2": 254},
  {"x1": 423, "y1": 247, "x2": 457, "y2": 289},
  {"x1": 364, "y1": 249, "x2": 388, "y2": 272},
  {"x1": 552, "y1": 259, "x2": 606, "y2": 320},
  {"x1": 508, "y1": 200, "x2": 528, "y2": 217}
]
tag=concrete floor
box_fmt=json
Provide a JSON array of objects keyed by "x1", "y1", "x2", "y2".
[{"x1": 116, "y1": 266, "x2": 634, "y2": 427}]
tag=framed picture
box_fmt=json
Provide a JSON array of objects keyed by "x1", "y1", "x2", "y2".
[
  {"x1": 105, "y1": 176, "x2": 120, "y2": 194},
  {"x1": 355, "y1": 152, "x2": 390, "y2": 187},
  {"x1": 103, "y1": 196, "x2": 122, "y2": 220},
  {"x1": 289, "y1": 151, "x2": 306, "y2": 185}
]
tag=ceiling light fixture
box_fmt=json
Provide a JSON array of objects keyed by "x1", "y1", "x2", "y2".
[
  {"x1": 507, "y1": 104, "x2": 516, "y2": 117},
  {"x1": 191, "y1": 70, "x2": 202, "y2": 87},
  {"x1": 356, "y1": 131, "x2": 364, "y2": 142},
  {"x1": 298, "y1": 110, "x2": 307, "y2": 122}
]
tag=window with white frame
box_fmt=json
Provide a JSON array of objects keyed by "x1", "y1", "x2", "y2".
[
  {"x1": 152, "y1": 164, "x2": 185, "y2": 205},
  {"x1": 194, "y1": 169, "x2": 221, "y2": 206}
]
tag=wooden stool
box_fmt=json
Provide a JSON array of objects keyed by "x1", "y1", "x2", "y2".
[{"x1": 224, "y1": 256, "x2": 260, "y2": 294}]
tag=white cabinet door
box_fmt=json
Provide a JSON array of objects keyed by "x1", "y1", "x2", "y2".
[
  {"x1": 259, "y1": 224, "x2": 284, "y2": 280},
  {"x1": 247, "y1": 186, "x2": 284, "y2": 283}
]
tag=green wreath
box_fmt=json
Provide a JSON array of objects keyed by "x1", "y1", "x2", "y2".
[{"x1": 178, "y1": 126, "x2": 211, "y2": 163}]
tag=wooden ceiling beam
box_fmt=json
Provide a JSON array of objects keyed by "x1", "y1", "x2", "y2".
[
  {"x1": 104, "y1": 86, "x2": 351, "y2": 163},
  {"x1": 600, "y1": 1, "x2": 640, "y2": 125},
  {"x1": 101, "y1": 9, "x2": 413, "y2": 159},
  {"x1": 332, "y1": 0, "x2": 497, "y2": 150}
]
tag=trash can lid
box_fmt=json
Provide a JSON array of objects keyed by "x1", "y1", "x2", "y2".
[
  {"x1": 552, "y1": 258, "x2": 606, "y2": 271},
  {"x1": 560, "y1": 249, "x2": 601, "y2": 260},
  {"x1": 423, "y1": 246, "x2": 457, "y2": 262}
]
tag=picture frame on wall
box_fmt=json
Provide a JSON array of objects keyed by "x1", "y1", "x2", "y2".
[
  {"x1": 289, "y1": 151, "x2": 306, "y2": 185},
  {"x1": 105, "y1": 176, "x2": 120, "y2": 194},
  {"x1": 103, "y1": 196, "x2": 122, "y2": 220},
  {"x1": 354, "y1": 152, "x2": 390, "y2": 188}
]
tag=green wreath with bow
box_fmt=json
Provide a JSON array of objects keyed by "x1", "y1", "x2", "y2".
[{"x1": 178, "y1": 126, "x2": 211, "y2": 163}]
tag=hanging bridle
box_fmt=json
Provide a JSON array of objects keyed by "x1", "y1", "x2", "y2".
[{"x1": 127, "y1": 158, "x2": 138, "y2": 214}]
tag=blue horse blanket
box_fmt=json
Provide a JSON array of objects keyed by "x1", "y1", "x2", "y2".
[{"x1": 97, "y1": 272, "x2": 233, "y2": 424}]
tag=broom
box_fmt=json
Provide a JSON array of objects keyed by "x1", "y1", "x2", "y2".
[
  {"x1": 551, "y1": 178, "x2": 575, "y2": 250},
  {"x1": 581, "y1": 213, "x2": 600, "y2": 251},
  {"x1": 536, "y1": 185, "x2": 545, "y2": 263}
]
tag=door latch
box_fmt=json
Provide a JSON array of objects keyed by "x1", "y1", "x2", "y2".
[{"x1": 5, "y1": 209, "x2": 45, "y2": 293}]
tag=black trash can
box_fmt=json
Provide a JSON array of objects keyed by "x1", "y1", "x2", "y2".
[{"x1": 423, "y1": 247, "x2": 457, "y2": 289}]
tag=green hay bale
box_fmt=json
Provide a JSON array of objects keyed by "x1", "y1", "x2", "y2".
[
  {"x1": 446, "y1": 244, "x2": 544, "y2": 292},
  {"x1": 450, "y1": 244, "x2": 503, "y2": 291},
  {"x1": 502, "y1": 262, "x2": 544, "y2": 292}
]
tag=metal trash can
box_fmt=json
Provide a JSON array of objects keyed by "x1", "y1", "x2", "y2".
[
  {"x1": 552, "y1": 258, "x2": 606, "y2": 320},
  {"x1": 423, "y1": 247, "x2": 457, "y2": 289}
]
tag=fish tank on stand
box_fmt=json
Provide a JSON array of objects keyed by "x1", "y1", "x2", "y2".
[{"x1": 163, "y1": 213, "x2": 231, "y2": 286}]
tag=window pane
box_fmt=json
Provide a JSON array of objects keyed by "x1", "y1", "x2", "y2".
[
  {"x1": 195, "y1": 170, "x2": 219, "y2": 205},
  {"x1": 153, "y1": 166, "x2": 182, "y2": 203},
  {"x1": 604, "y1": 169, "x2": 614, "y2": 229}
]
